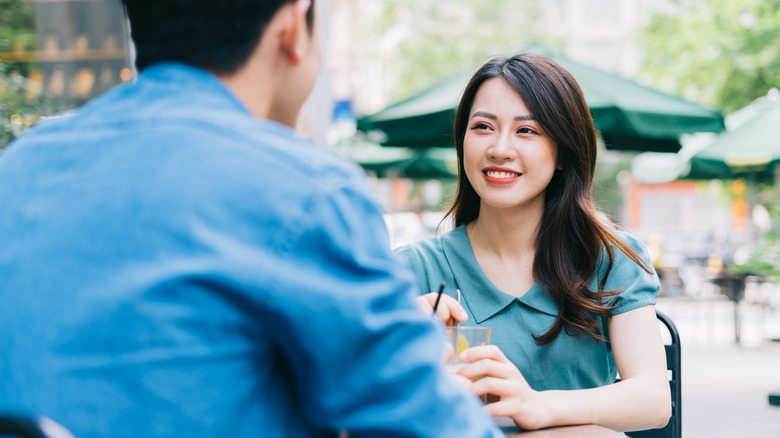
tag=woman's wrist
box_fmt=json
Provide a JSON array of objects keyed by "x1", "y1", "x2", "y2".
[
  {"x1": 533, "y1": 390, "x2": 561, "y2": 429},
  {"x1": 508, "y1": 389, "x2": 558, "y2": 430}
]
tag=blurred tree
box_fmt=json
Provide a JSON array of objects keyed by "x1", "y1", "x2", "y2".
[
  {"x1": 729, "y1": 203, "x2": 780, "y2": 277},
  {"x1": 638, "y1": 0, "x2": 780, "y2": 114},
  {"x1": 0, "y1": 0, "x2": 36, "y2": 74},
  {"x1": 357, "y1": 0, "x2": 549, "y2": 106},
  {"x1": 0, "y1": 0, "x2": 36, "y2": 50},
  {"x1": 0, "y1": 1, "x2": 71, "y2": 150},
  {"x1": 1, "y1": 62, "x2": 68, "y2": 150},
  {"x1": 1, "y1": 0, "x2": 36, "y2": 149}
]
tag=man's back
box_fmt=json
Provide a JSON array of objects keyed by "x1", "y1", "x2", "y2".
[{"x1": 0, "y1": 64, "x2": 499, "y2": 437}]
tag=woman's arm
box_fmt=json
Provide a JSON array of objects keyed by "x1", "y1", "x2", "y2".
[{"x1": 459, "y1": 304, "x2": 671, "y2": 431}]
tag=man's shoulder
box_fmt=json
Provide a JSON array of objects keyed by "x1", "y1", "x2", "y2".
[{"x1": 25, "y1": 75, "x2": 364, "y2": 187}]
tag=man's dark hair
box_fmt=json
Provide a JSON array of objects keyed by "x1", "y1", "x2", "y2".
[{"x1": 121, "y1": 0, "x2": 315, "y2": 74}]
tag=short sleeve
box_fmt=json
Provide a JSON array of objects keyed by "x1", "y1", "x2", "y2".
[{"x1": 602, "y1": 231, "x2": 660, "y2": 315}]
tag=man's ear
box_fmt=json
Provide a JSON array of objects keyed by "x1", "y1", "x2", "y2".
[{"x1": 278, "y1": 0, "x2": 313, "y2": 66}]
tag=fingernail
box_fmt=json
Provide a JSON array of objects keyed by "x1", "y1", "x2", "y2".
[
  {"x1": 458, "y1": 310, "x2": 468, "y2": 320},
  {"x1": 459, "y1": 351, "x2": 469, "y2": 361}
]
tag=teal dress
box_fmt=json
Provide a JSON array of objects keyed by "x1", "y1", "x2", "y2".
[{"x1": 395, "y1": 224, "x2": 659, "y2": 391}]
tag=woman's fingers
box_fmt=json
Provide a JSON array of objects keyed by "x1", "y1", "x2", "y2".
[
  {"x1": 441, "y1": 341, "x2": 455, "y2": 363},
  {"x1": 416, "y1": 296, "x2": 434, "y2": 314},
  {"x1": 447, "y1": 372, "x2": 474, "y2": 391},
  {"x1": 454, "y1": 346, "x2": 535, "y2": 398},
  {"x1": 448, "y1": 343, "x2": 543, "y2": 429},
  {"x1": 459, "y1": 344, "x2": 511, "y2": 364},
  {"x1": 457, "y1": 357, "x2": 517, "y2": 381},
  {"x1": 419, "y1": 293, "x2": 468, "y2": 325},
  {"x1": 480, "y1": 381, "x2": 547, "y2": 431},
  {"x1": 437, "y1": 295, "x2": 468, "y2": 323},
  {"x1": 471, "y1": 376, "x2": 528, "y2": 398},
  {"x1": 485, "y1": 397, "x2": 525, "y2": 417}
]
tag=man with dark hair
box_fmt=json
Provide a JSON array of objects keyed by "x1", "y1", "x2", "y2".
[{"x1": 0, "y1": 1, "x2": 501, "y2": 437}]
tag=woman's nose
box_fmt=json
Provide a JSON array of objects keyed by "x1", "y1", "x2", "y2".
[{"x1": 488, "y1": 132, "x2": 513, "y2": 160}]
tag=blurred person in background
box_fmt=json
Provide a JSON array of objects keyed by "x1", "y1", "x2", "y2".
[
  {"x1": 397, "y1": 53, "x2": 671, "y2": 432},
  {"x1": 0, "y1": 1, "x2": 502, "y2": 437}
]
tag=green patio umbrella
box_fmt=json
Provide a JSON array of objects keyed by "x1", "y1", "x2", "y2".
[
  {"x1": 631, "y1": 90, "x2": 780, "y2": 183},
  {"x1": 630, "y1": 90, "x2": 780, "y2": 247},
  {"x1": 686, "y1": 90, "x2": 780, "y2": 180},
  {"x1": 358, "y1": 46, "x2": 725, "y2": 153},
  {"x1": 333, "y1": 138, "x2": 457, "y2": 179},
  {"x1": 333, "y1": 138, "x2": 415, "y2": 175},
  {"x1": 401, "y1": 147, "x2": 458, "y2": 179}
]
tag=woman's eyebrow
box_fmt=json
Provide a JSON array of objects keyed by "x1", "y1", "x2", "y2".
[
  {"x1": 471, "y1": 111, "x2": 497, "y2": 120},
  {"x1": 471, "y1": 112, "x2": 536, "y2": 121}
]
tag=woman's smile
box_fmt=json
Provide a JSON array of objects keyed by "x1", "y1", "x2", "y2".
[
  {"x1": 463, "y1": 77, "x2": 558, "y2": 210},
  {"x1": 483, "y1": 166, "x2": 522, "y2": 184}
]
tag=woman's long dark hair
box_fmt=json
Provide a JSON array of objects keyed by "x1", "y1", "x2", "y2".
[{"x1": 447, "y1": 53, "x2": 651, "y2": 344}]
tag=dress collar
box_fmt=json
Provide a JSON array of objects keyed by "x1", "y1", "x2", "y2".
[{"x1": 441, "y1": 224, "x2": 559, "y2": 323}]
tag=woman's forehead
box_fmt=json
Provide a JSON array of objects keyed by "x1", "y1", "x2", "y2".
[{"x1": 470, "y1": 77, "x2": 531, "y2": 116}]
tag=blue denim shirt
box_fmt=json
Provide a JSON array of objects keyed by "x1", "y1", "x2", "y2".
[{"x1": 0, "y1": 63, "x2": 501, "y2": 438}]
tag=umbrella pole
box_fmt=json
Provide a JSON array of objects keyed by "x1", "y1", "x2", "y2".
[
  {"x1": 748, "y1": 172, "x2": 758, "y2": 247},
  {"x1": 775, "y1": 163, "x2": 780, "y2": 201}
]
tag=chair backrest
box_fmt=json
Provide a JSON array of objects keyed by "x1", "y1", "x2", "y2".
[
  {"x1": 626, "y1": 309, "x2": 682, "y2": 438},
  {"x1": 0, "y1": 414, "x2": 76, "y2": 438}
]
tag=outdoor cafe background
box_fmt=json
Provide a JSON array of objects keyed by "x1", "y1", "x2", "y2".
[{"x1": 2, "y1": 0, "x2": 779, "y2": 285}]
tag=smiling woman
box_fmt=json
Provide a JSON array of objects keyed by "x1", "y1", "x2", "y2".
[
  {"x1": 395, "y1": 53, "x2": 672, "y2": 433},
  {"x1": 462, "y1": 77, "x2": 558, "y2": 211}
]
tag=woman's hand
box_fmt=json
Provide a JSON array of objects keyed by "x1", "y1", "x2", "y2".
[
  {"x1": 416, "y1": 293, "x2": 468, "y2": 326},
  {"x1": 457, "y1": 345, "x2": 551, "y2": 431}
]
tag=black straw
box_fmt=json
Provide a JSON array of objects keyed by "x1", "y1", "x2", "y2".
[{"x1": 431, "y1": 282, "x2": 446, "y2": 316}]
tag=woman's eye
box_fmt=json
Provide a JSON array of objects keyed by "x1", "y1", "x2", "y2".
[
  {"x1": 472, "y1": 122, "x2": 491, "y2": 130},
  {"x1": 517, "y1": 127, "x2": 538, "y2": 135}
]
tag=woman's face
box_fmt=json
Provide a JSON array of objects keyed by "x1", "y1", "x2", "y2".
[{"x1": 463, "y1": 77, "x2": 559, "y2": 214}]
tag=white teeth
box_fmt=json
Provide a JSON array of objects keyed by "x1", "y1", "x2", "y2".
[{"x1": 485, "y1": 170, "x2": 520, "y2": 178}]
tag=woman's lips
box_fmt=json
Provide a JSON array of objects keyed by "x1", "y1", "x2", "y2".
[{"x1": 483, "y1": 167, "x2": 521, "y2": 184}]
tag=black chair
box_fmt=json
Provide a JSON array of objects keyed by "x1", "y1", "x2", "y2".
[
  {"x1": 626, "y1": 309, "x2": 681, "y2": 438},
  {"x1": 0, "y1": 413, "x2": 75, "y2": 438}
]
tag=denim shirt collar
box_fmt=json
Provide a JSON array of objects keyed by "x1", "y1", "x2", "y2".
[
  {"x1": 131, "y1": 62, "x2": 301, "y2": 143},
  {"x1": 441, "y1": 224, "x2": 559, "y2": 323},
  {"x1": 141, "y1": 62, "x2": 253, "y2": 117}
]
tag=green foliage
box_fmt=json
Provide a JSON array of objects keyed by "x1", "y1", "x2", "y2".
[
  {"x1": 592, "y1": 152, "x2": 632, "y2": 222},
  {"x1": 638, "y1": 0, "x2": 780, "y2": 114},
  {"x1": 358, "y1": 0, "x2": 550, "y2": 104},
  {"x1": 0, "y1": 0, "x2": 36, "y2": 51},
  {"x1": 1, "y1": 64, "x2": 71, "y2": 150},
  {"x1": 0, "y1": 0, "x2": 36, "y2": 77},
  {"x1": 729, "y1": 202, "x2": 780, "y2": 277},
  {"x1": 0, "y1": 2, "x2": 72, "y2": 150}
]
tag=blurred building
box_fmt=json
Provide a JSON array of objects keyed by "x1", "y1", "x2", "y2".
[
  {"x1": 541, "y1": 0, "x2": 677, "y2": 77},
  {"x1": 325, "y1": 0, "x2": 679, "y2": 118},
  {"x1": 0, "y1": 0, "x2": 132, "y2": 105}
]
